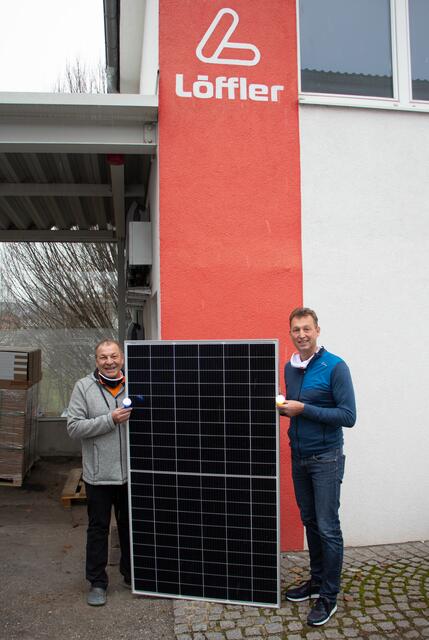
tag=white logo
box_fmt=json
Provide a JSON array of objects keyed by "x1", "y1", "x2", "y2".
[
  {"x1": 196, "y1": 8, "x2": 261, "y2": 67},
  {"x1": 175, "y1": 7, "x2": 284, "y2": 103}
]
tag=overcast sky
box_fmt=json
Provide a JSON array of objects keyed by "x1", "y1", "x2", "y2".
[{"x1": 0, "y1": 0, "x2": 105, "y2": 92}]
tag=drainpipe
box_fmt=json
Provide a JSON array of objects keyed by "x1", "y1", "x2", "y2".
[{"x1": 103, "y1": 0, "x2": 120, "y2": 93}]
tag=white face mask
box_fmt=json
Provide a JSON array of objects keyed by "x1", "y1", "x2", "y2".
[{"x1": 290, "y1": 347, "x2": 320, "y2": 369}]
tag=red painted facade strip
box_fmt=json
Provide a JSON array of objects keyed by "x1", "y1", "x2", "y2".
[{"x1": 159, "y1": 0, "x2": 303, "y2": 550}]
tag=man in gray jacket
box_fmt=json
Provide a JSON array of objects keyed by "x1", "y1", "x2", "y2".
[{"x1": 67, "y1": 339, "x2": 132, "y2": 606}]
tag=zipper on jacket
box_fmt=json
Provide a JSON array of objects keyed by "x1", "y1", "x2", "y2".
[
  {"x1": 296, "y1": 371, "x2": 305, "y2": 457},
  {"x1": 98, "y1": 383, "x2": 126, "y2": 481},
  {"x1": 115, "y1": 396, "x2": 124, "y2": 480}
]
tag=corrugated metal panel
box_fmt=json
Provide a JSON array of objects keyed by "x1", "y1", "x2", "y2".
[{"x1": 0, "y1": 152, "x2": 149, "y2": 235}]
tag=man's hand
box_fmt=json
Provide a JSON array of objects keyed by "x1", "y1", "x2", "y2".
[
  {"x1": 111, "y1": 407, "x2": 132, "y2": 424},
  {"x1": 278, "y1": 400, "x2": 305, "y2": 417}
]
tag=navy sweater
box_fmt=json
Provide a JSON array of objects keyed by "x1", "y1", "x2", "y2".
[{"x1": 284, "y1": 347, "x2": 356, "y2": 457}]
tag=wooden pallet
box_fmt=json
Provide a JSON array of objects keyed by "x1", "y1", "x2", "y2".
[
  {"x1": 0, "y1": 474, "x2": 23, "y2": 487},
  {"x1": 61, "y1": 468, "x2": 86, "y2": 508}
]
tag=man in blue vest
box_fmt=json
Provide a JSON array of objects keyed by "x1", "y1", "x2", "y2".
[{"x1": 278, "y1": 307, "x2": 356, "y2": 626}]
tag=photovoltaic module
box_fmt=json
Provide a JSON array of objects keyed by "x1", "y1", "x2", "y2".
[{"x1": 125, "y1": 340, "x2": 280, "y2": 607}]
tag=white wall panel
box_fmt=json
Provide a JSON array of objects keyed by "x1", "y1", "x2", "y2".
[{"x1": 299, "y1": 105, "x2": 429, "y2": 545}]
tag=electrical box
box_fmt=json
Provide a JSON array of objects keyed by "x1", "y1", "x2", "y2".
[{"x1": 128, "y1": 221, "x2": 152, "y2": 266}]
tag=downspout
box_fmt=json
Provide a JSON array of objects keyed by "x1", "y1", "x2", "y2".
[{"x1": 103, "y1": 0, "x2": 120, "y2": 93}]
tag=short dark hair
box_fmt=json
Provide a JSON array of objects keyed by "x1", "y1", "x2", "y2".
[
  {"x1": 289, "y1": 307, "x2": 319, "y2": 328},
  {"x1": 95, "y1": 339, "x2": 123, "y2": 356}
]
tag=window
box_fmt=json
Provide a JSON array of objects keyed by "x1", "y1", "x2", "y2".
[
  {"x1": 298, "y1": 0, "x2": 429, "y2": 111},
  {"x1": 299, "y1": 0, "x2": 393, "y2": 98},
  {"x1": 409, "y1": 0, "x2": 429, "y2": 101}
]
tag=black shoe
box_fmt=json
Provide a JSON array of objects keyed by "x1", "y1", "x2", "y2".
[
  {"x1": 285, "y1": 579, "x2": 320, "y2": 602},
  {"x1": 307, "y1": 596, "x2": 337, "y2": 626}
]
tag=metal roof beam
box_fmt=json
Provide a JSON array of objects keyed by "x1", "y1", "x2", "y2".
[
  {"x1": 0, "y1": 92, "x2": 158, "y2": 118},
  {"x1": 0, "y1": 184, "x2": 111, "y2": 197},
  {"x1": 0, "y1": 230, "x2": 117, "y2": 243},
  {"x1": 0, "y1": 183, "x2": 147, "y2": 197},
  {"x1": 0, "y1": 119, "x2": 157, "y2": 154}
]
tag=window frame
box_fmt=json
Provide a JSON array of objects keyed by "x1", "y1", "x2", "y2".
[{"x1": 297, "y1": 0, "x2": 429, "y2": 113}]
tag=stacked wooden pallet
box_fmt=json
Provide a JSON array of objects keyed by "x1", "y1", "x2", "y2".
[{"x1": 0, "y1": 347, "x2": 41, "y2": 486}]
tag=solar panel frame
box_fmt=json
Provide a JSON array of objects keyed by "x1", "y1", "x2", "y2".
[{"x1": 125, "y1": 340, "x2": 280, "y2": 608}]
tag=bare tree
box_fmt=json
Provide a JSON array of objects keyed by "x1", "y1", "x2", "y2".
[
  {"x1": 1, "y1": 242, "x2": 117, "y2": 330},
  {"x1": 54, "y1": 58, "x2": 107, "y2": 94},
  {"x1": 0, "y1": 242, "x2": 118, "y2": 414}
]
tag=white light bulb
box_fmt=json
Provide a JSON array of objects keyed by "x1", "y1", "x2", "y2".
[{"x1": 276, "y1": 394, "x2": 286, "y2": 406}]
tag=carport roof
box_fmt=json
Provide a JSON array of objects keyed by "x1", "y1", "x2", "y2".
[{"x1": 0, "y1": 92, "x2": 157, "y2": 242}]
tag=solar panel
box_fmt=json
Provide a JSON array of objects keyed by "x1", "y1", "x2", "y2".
[{"x1": 125, "y1": 340, "x2": 280, "y2": 607}]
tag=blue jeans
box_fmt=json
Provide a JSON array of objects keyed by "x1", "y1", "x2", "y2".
[{"x1": 292, "y1": 448, "x2": 345, "y2": 603}]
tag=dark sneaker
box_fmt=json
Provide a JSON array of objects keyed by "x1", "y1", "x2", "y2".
[
  {"x1": 285, "y1": 579, "x2": 320, "y2": 602},
  {"x1": 307, "y1": 596, "x2": 337, "y2": 626},
  {"x1": 87, "y1": 586, "x2": 107, "y2": 606}
]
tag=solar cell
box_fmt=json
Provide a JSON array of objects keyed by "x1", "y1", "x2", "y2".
[{"x1": 125, "y1": 340, "x2": 280, "y2": 607}]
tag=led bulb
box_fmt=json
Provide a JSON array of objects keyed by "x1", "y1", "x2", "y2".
[
  {"x1": 276, "y1": 394, "x2": 286, "y2": 406},
  {"x1": 122, "y1": 397, "x2": 132, "y2": 408}
]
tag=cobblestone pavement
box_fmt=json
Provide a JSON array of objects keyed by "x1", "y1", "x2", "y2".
[{"x1": 173, "y1": 541, "x2": 428, "y2": 640}]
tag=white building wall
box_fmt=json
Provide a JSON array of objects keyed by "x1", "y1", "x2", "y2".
[{"x1": 299, "y1": 105, "x2": 429, "y2": 546}]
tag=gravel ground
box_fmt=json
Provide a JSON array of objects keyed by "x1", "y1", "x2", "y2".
[{"x1": 0, "y1": 457, "x2": 174, "y2": 640}]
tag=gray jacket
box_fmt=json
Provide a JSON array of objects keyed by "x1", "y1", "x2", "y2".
[{"x1": 67, "y1": 373, "x2": 128, "y2": 485}]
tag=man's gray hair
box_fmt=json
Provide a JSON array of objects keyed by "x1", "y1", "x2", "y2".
[{"x1": 94, "y1": 339, "x2": 123, "y2": 356}]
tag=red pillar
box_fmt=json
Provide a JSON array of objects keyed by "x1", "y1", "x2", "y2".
[{"x1": 159, "y1": 0, "x2": 303, "y2": 550}]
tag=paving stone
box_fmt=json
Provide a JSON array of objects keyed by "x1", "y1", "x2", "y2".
[
  {"x1": 324, "y1": 629, "x2": 344, "y2": 638},
  {"x1": 403, "y1": 631, "x2": 420, "y2": 639},
  {"x1": 224, "y1": 611, "x2": 242, "y2": 620},
  {"x1": 226, "y1": 630, "x2": 243, "y2": 640},
  {"x1": 414, "y1": 618, "x2": 429, "y2": 627},
  {"x1": 177, "y1": 635, "x2": 193, "y2": 640},
  {"x1": 390, "y1": 611, "x2": 405, "y2": 620},
  {"x1": 372, "y1": 613, "x2": 387, "y2": 621},
  {"x1": 193, "y1": 623, "x2": 209, "y2": 632},
  {"x1": 378, "y1": 621, "x2": 396, "y2": 631},
  {"x1": 243, "y1": 627, "x2": 264, "y2": 637},
  {"x1": 396, "y1": 620, "x2": 412, "y2": 628},
  {"x1": 287, "y1": 620, "x2": 303, "y2": 631},
  {"x1": 175, "y1": 624, "x2": 190, "y2": 634},
  {"x1": 266, "y1": 622, "x2": 283, "y2": 633},
  {"x1": 206, "y1": 633, "x2": 225, "y2": 640},
  {"x1": 243, "y1": 609, "x2": 260, "y2": 617},
  {"x1": 342, "y1": 628, "x2": 359, "y2": 637},
  {"x1": 220, "y1": 621, "x2": 235, "y2": 630}
]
